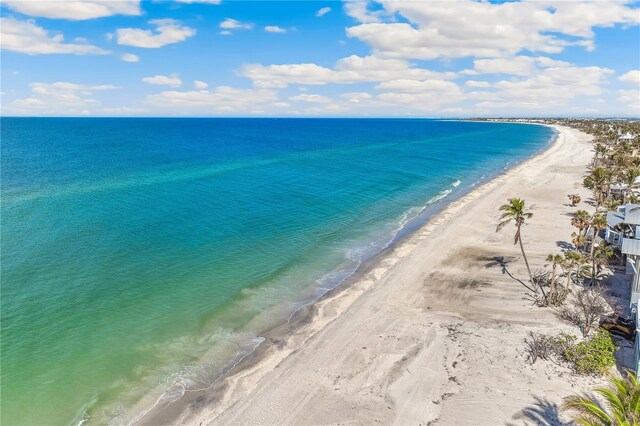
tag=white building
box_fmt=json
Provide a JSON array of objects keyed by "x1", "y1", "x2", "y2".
[
  {"x1": 605, "y1": 204, "x2": 640, "y2": 376},
  {"x1": 618, "y1": 132, "x2": 635, "y2": 143}
]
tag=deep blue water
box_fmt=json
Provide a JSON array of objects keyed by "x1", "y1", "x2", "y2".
[{"x1": 0, "y1": 118, "x2": 554, "y2": 425}]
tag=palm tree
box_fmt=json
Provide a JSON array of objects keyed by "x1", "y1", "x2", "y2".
[
  {"x1": 589, "y1": 213, "x2": 608, "y2": 282},
  {"x1": 562, "y1": 251, "x2": 586, "y2": 290},
  {"x1": 572, "y1": 210, "x2": 592, "y2": 235},
  {"x1": 568, "y1": 194, "x2": 582, "y2": 207},
  {"x1": 584, "y1": 167, "x2": 612, "y2": 211},
  {"x1": 594, "y1": 143, "x2": 608, "y2": 162},
  {"x1": 623, "y1": 167, "x2": 640, "y2": 203},
  {"x1": 545, "y1": 254, "x2": 563, "y2": 300},
  {"x1": 572, "y1": 232, "x2": 588, "y2": 252},
  {"x1": 590, "y1": 244, "x2": 614, "y2": 285},
  {"x1": 563, "y1": 371, "x2": 640, "y2": 425},
  {"x1": 497, "y1": 198, "x2": 537, "y2": 291}
]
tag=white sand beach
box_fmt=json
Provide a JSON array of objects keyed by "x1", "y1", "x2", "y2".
[{"x1": 140, "y1": 125, "x2": 609, "y2": 425}]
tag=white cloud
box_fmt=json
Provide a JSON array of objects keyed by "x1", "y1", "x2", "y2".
[
  {"x1": 465, "y1": 80, "x2": 491, "y2": 88},
  {"x1": 376, "y1": 81, "x2": 465, "y2": 112},
  {"x1": 340, "y1": 92, "x2": 373, "y2": 103},
  {"x1": 375, "y1": 79, "x2": 461, "y2": 93},
  {"x1": 142, "y1": 75, "x2": 182, "y2": 87},
  {"x1": 344, "y1": 2, "x2": 383, "y2": 23},
  {"x1": 194, "y1": 80, "x2": 208, "y2": 89},
  {"x1": 289, "y1": 94, "x2": 332, "y2": 103},
  {"x1": 346, "y1": 1, "x2": 640, "y2": 60},
  {"x1": 464, "y1": 56, "x2": 572, "y2": 77},
  {"x1": 618, "y1": 89, "x2": 640, "y2": 114},
  {"x1": 117, "y1": 19, "x2": 196, "y2": 48},
  {"x1": 9, "y1": 82, "x2": 117, "y2": 115},
  {"x1": 220, "y1": 18, "x2": 253, "y2": 30},
  {"x1": 619, "y1": 70, "x2": 640, "y2": 85},
  {"x1": 146, "y1": 86, "x2": 278, "y2": 113},
  {"x1": 2, "y1": 0, "x2": 140, "y2": 20},
  {"x1": 473, "y1": 66, "x2": 613, "y2": 109},
  {"x1": 370, "y1": 78, "x2": 465, "y2": 112},
  {"x1": 241, "y1": 55, "x2": 456, "y2": 88},
  {"x1": 265, "y1": 26, "x2": 287, "y2": 33},
  {"x1": 219, "y1": 30, "x2": 231, "y2": 36},
  {"x1": 0, "y1": 17, "x2": 108, "y2": 55},
  {"x1": 316, "y1": 7, "x2": 331, "y2": 17},
  {"x1": 121, "y1": 53, "x2": 139, "y2": 62}
]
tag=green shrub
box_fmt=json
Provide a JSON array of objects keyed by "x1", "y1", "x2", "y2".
[{"x1": 563, "y1": 329, "x2": 616, "y2": 375}]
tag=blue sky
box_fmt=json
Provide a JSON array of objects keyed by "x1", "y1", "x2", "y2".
[{"x1": 1, "y1": 0, "x2": 639, "y2": 117}]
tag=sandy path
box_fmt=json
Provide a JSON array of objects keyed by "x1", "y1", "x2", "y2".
[{"x1": 143, "y1": 125, "x2": 606, "y2": 426}]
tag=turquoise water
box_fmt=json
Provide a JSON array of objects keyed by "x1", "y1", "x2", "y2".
[{"x1": 1, "y1": 118, "x2": 554, "y2": 425}]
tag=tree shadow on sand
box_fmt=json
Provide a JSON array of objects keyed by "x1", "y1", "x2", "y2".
[
  {"x1": 556, "y1": 240, "x2": 574, "y2": 251},
  {"x1": 508, "y1": 396, "x2": 570, "y2": 426},
  {"x1": 482, "y1": 255, "x2": 536, "y2": 293}
]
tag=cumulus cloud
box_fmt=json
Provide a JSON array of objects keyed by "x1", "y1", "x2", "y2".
[
  {"x1": 473, "y1": 66, "x2": 613, "y2": 109},
  {"x1": 194, "y1": 80, "x2": 208, "y2": 89},
  {"x1": 340, "y1": 92, "x2": 373, "y2": 103},
  {"x1": 241, "y1": 55, "x2": 456, "y2": 88},
  {"x1": 465, "y1": 80, "x2": 491, "y2": 88},
  {"x1": 117, "y1": 19, "x2": 196, "y2": 48},
  {"x1": 9, "y1": 82, "x2": 118, "y2": 115},
  {"x1": 372, "y1": 79, "x2": 465, "y2": 111},
  {"x1": 146, "y1": 86, "x2": 278, "y2": 113},
  {"x1": 2, "y1": 0, "x2": 140, "y2": 20},
  {"x1": 142, "y1": 75, "x2": 182, "y2": 87},
  {"x1": 619, "y1": 70, "x2": 640, "y2": 85},
  {"x1": 344, "y1": 1, "x2": 383, "y2": 23},
  {"x1": 618, "y1": 89, "x2": 640, "y2": 114},
  {"x1": 220, "y1": 18, "x2": 253, "y2": 30},
  {"x1": 0, "y1": 17, "x2": 108, "y2": 55},
  {"x1": 121, "y1": 53, "x2": 139, "y2": 62},
  {"x1": 316, "y1": 7, "x2": 331, "y2": 17},
  {"x1": 289, "y1": 94, "x2": 332, "y2": 103},
  {"x1": 265, "y1": 26, "x2": 287, "y2": 33},
  {"x1": 346, "y1": 0, "x2": 640, "y2": 60}
]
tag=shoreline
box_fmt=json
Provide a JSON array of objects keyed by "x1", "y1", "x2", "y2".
[
  {"x1": 130, "y1": 123, "x2": 595, "y2": 425},
  {"x1": 117, "y1": 122, "x2": 557, "y2": 426}
]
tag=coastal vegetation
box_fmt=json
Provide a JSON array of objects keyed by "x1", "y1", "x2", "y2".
[
  {"x1": 563, "y1": 370, "x2": 640, "y2": 425},
  {"x1": 495, "y1": 120, "x2": 639, "y2": 391},
  {"x1": 525, "y1": 329, "x2": 616, "y2": 375}
]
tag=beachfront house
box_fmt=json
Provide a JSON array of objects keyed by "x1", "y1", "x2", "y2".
[
  {"x1": 610, "y1": 183, "x2": 629, "y2": 201},
  {"x1": 605, "y1": 204, "x2": 640, "y2": 376},
  {"x1": 618, "y1": 132, "x2": 635, "y2": 143}
]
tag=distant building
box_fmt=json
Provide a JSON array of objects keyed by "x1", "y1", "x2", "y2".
[{"x1": 618, "y1": 132, "x2": 636, "y2": 143}]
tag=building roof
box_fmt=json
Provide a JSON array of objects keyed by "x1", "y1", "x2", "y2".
[
  {"x1": 622, "y1": 237, "x2": 640, "y2": 256},
  {"x1": 611, "y1": 183, "x2": 629, "y2": 190},
  {"x1": 626, "y1": 205, "x2": 640, "y2": 225},
  {"x1": 608, "y1": 210, "x2": 626, "y2": 228}
]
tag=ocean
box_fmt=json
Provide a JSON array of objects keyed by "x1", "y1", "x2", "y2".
[{"x1": 0, "y1": 118, "x2": 555, "y2": 425}]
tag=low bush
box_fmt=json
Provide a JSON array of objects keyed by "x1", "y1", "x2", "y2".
[
  {"x1": 564, "y1": 329, "x2": 616, "y2": 375},
  {"x1": 524, "y1": 330, "x2": 616, "y2": 375}
]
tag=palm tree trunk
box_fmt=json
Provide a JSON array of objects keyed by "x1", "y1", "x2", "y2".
[
  {"x1": 517, "y1": 231, "x2": 534, "y2": 286},
  {"x1": 565, "y1": 268, "x2": 573, "y2": 290},
  {"x1": 550, "y1": 265, "x2": 557, "y2": 300},
  {"x1": 589, "y1": 230, "x2": 598, "y2": 285},
  {"x1": 517, "y1": 229, "x2": 547, "y2": 302}
]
